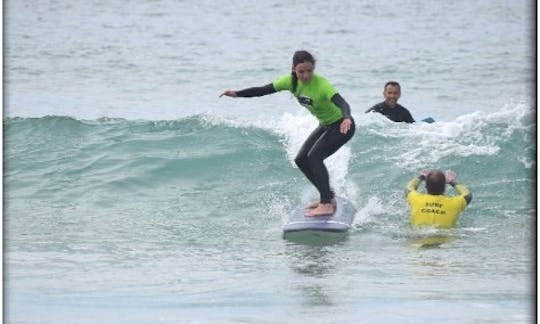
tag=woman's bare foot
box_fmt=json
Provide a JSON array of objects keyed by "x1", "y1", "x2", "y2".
[
  {"x1": 306, "y1": 201, "x2": 320, "y2": 209},
  {"x1": 305, "y1": 203, "x2": 335, "y2": 217},
  {"x1": 306, "y1": 198, "x2": 337, "y2": 209}
]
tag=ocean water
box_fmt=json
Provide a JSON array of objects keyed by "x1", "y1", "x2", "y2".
[{"x1": 4, "y1": 0, "x2": 535, "y2": 323}]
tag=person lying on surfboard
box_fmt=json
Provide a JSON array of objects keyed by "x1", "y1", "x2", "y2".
[
  {"x1": 220, "y1": 50, "x2": 355, "y2": 217},
  {"x1": 365, "y1": 81, "x2": 415, "y2": 123}
]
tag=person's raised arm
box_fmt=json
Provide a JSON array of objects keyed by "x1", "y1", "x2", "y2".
[
  {"x1": 220, "y1": 84, "x2": 276, "y2": 98},
  {"x1": 404, "y1": 170, "x2": 429, "y2": 197},
  {"x1": 445, "y1": 170, "x2": 472, "y2": 204}
]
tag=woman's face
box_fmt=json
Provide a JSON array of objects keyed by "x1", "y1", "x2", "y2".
[{"x1": 293, "y1": 61, "x2": 314, "y2": 83}]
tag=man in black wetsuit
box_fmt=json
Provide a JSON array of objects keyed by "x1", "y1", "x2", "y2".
[{"x1": 365, "y1": 81, "x2": 415, "y2": 123}]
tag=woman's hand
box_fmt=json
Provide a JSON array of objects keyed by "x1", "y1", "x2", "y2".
[
  {"x1": 340, "y1": 118, "x2": 352, "y2": 134},
  {"x1": 219, "y1": 90, "x2": 237, "y2": 97}
]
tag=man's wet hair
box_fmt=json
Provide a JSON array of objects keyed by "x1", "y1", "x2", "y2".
[{"x1": 425, "y1": 170, "x2": 446, "y2": 195}]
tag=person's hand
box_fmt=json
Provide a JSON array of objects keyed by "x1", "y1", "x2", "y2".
[
  {"x1": 419, "y1": 169, "x2": 431, "y2": 178},
  {"x1": 219, "y1": 90, "x2": 237, "y2": 97},
  {"x1": 445, "y1": 170, "x2": 457, "y2": 184},
  {"x1": 340, "y1": 118, "x2": 352, "y2": 134}
]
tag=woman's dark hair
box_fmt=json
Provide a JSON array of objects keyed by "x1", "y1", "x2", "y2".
[
  {"x1": 291, "y1": 50, "x2": 316, "y2": 94},
  {"x1": 425, "y1": 170, "x2": 446, "y2": 195}
]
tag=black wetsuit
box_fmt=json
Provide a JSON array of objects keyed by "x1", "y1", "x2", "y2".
[
  {"x1": 294, "y1": 118, "x2": 355, "y2": 203},
  {"x1": 235, "y1": 83, "x2": 355, "y2": 204},
  {"x1": 366, "y1": 102, "x2": 415, "y2": 123}
]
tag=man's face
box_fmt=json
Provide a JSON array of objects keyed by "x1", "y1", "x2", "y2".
[{"x1": 383, "y1": 85, "x2": 401, "y2": 107}]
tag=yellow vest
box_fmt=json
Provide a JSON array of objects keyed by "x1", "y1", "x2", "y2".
[{"x1": 407, "y1": 190, "x2": 467, "y2": 229}]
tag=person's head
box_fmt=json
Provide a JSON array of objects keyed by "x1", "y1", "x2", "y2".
[
  {"x1": 383, "y1": 81, "x2": 401, "y2": 108},
  {"x1": 425, "y1": 170, "x2": 446, "y2": 195},
  {"x1": 291, "y1": 50, "x2": 316, "y2": 93}
]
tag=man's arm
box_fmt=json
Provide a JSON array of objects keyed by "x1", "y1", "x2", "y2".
[
  {"x1": 400, "y1": 106, "x2": 415, "y2": 123},
  {"x1": 445, "y1": 170, "x2": 472, "y2": 204},
  {"x1": 450, "y1": 182, "x2": 472, "y2": 205},
  {"x1": 404, "y1": 175, "x2": 425, "y2": 197},
  {"x1": 365, "y1": 103, "x2": 380, "y2": 113}
]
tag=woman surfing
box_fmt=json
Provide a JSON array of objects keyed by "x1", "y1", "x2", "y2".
[{"x1": 220, "y1": 50, "x2": 355, "y2": 216}]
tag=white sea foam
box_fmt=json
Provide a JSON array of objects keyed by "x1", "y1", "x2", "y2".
[
  {"x1": 361, "y1": 102, "x2": 532, "y2": 170},
  {"x1": 518, "y1": 156, "x2": 535, "y2": 169},
  {"x1": 354, "y1": 196, "x2": 386, "y2": 225}
]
